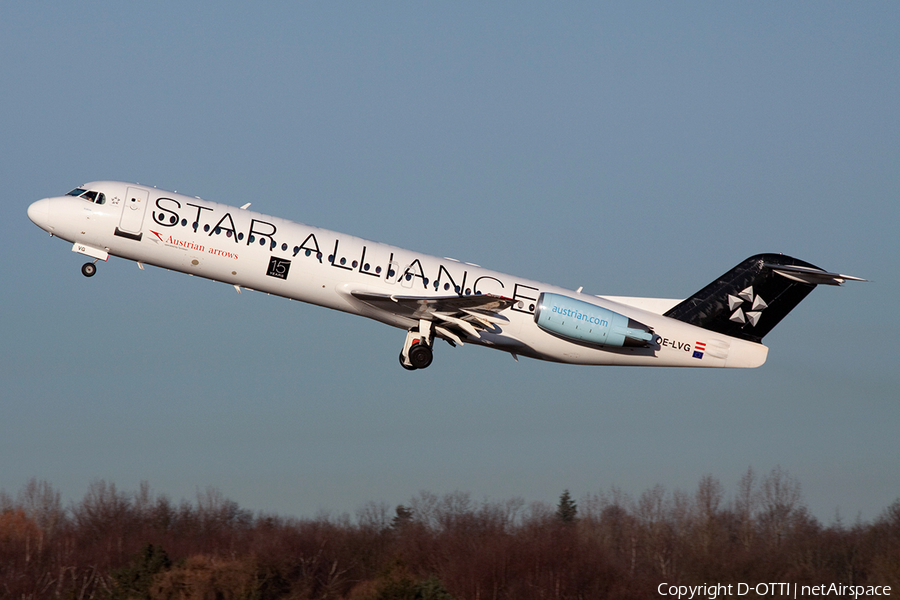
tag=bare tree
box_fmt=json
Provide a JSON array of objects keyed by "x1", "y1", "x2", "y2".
[
  {"x1": 734, "y1": 466, "x2": 759, "y2": 549},
  {"x1": 694, "y1": 475, "x2": 724, "y2": 554},
  {"x1": 759, "y1": 466, "x2": 802, "y2": 547},
  {"x1": 636, "y1": 485, "x2": 676, "y2": 578},
  {"x1": 17, "y1": 478, "x2": 62, "y2": 557}
]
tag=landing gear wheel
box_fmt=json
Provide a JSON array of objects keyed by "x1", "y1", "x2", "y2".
[
  {"x1": 399, "y1": 353, "x2": 417, "y2": 371},
  {"x1": 81, "y1": 262, "x2": 97, "y2": 277},
  {"x1": 407, "y1": 342, "x2": 433, "y2": 370},
  {"x1": 399, "y1": 322, "x2": 436, "y2": 371}
]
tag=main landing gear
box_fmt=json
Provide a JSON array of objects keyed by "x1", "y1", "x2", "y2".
[
  {"x1": 81, "y1": 261, "x2": 98, "y2": 277},
  {"x1": 399, "y1": 319, "x2": 435, "y2": 370}
]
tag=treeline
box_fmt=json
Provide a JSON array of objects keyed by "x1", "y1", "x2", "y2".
[{"x1": 1, "y1": 468, "x2": 898, "y2": 599}]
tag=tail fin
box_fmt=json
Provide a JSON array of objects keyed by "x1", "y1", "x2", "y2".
[{"x1": 663, "y1": 254, "x2": 858, "y2": 343}]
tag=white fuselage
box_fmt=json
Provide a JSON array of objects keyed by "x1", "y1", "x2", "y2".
[{"x1": 27, "y1": 181, "x2": 768, "y2": 368}]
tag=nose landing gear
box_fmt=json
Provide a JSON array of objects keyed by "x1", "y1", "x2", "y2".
[
  {"x1": 399, "y1": 319, "x2": 435, "y2": 370},
  {"x1": 72, "y1": 243, "x2": 108, "y2": 277}
]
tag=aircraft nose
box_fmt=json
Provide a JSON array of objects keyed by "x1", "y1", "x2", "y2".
[{"x1": 27, "y1": 198, "x2": 52, "y2": 231}]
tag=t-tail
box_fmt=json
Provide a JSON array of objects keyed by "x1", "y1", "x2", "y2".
[{"x1": 664, "y1": 254, "x2": 865, "y2": 343}]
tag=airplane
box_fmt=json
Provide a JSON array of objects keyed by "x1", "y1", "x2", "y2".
[{"x1": 27, "y1": 181, "x2": 864, "y2": 370}]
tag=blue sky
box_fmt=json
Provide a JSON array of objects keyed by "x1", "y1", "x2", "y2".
[{"x1": 2, "y1": 2, "x2": 897, "y2": 522}]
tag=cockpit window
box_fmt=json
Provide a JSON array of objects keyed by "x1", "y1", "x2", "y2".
[
  {"x1": 75, "y1": 190, "x2": 106, "y2": 205},
  {"x1": 67, "y1": 188, "x2": 87, "y2": 196}
]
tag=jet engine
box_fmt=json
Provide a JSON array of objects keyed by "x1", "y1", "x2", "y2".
[{"x1": 534, "y1": 293, "x2": 654, "y2": 348}]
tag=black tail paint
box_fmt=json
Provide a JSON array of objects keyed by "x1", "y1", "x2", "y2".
[{"x1": 664, "y1": 254, "x2": 823, "y2": 343}]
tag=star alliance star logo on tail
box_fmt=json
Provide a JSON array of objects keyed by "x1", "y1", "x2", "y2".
[{"x1": 728, "y1": 286, "x2": 767, "y2": 326}]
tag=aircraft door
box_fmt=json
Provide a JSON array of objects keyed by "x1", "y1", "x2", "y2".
[{"x1": 118, "y1": 187, "x2": 150, "y2": 235}]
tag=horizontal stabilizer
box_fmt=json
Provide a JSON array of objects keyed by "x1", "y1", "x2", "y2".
[{"x1": 764, "y1": 263, "x2": 867, "y2": 286}]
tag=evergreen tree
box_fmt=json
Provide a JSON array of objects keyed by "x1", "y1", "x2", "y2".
[
  {"x1": 556, "y1": 489, "x2": 578, "y2": 523},
  {"x1": 391, "y1": 504, "x2": 414, "y2": 529},
  {"x1": 109, "y1": 543, "x2": 172, "y2": 600}
]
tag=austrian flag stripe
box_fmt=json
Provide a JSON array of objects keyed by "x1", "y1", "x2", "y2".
[{"x1": 693, "y1": 341, "x2": 706, "y2": 360}]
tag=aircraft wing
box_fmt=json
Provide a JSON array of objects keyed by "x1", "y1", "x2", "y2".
[{"x1": 349, "y1": 291, "x2": 516, "y2": 345}]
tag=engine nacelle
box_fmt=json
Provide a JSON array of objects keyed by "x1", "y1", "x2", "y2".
[{"x1": 534, "y1": 293, "x2": 654, "y2": 348}]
